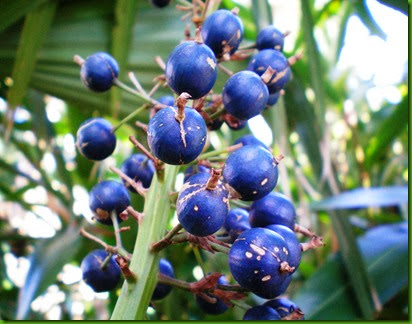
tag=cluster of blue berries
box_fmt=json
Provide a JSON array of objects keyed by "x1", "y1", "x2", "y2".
[{"x1": 72, "y1": 3, "x2": 320, "y2": 319}]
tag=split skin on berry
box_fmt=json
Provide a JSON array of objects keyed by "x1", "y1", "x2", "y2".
[{"x1": 73, "y1": 2, "x2": 318, "y2": 320}]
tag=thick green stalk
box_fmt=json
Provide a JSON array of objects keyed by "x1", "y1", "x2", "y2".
[{"x1": 111, "y1": 164, "x2": 179, "y2": 320}]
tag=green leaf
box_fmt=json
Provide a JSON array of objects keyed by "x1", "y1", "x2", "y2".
[
  {"x1": 376, "y1": 0, "x2": 408, "y2": 15},
  {"x1": 354, "y1": 0, "x2": 387, "y2": 40},
  {"x1": 293, "y1": 222, "x2": 408, "y2": 320},
  {"x1": 364, "y1": 95, "x2": 408, "y2": 169},
  {"x1": 16, "y1": 226, "x2": 82, "y2": 320},
  {"x1": 311, "y1": 186, "x2": 408, "y2": 210}
]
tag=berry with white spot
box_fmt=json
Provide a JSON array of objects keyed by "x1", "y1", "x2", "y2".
[
  {"x1": 120, "y1": 153, "x2": 155, "y2": 193},
  {"x1": 195, "y1": 275, "x2": 229, "y2": 315},
  {"x1": 256, "y1": 26, "x2": 286, "y2": 51},
  {"x1": 152, "y1": 258, "x2": 175, "y2": 300},
  {"x1": 80, "y1": 52, "x2": 119, "y2": 92},
  {"x1": 224, "y1": 208, "x2": 251, "y2": 240},
  {"x1": 243, "y1": 305, "x2": 281, "y2": 320}
]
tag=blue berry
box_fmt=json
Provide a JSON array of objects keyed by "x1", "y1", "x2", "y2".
[
  {"x1": 120, "y1": 154, "x2": 155, "y2": 193},
  {"x1": 248, "y1": 49, "x2": 290, "y2": 92},
  {"x1": 266, "y1": 224, "x2": 301, "y2": 271},
  {"x1": 243, "y1": 305, "x2": 281, "y2": 320},
  {"x1": 177, "y1": 171, "x2": 229, "y2": 237},
  {"x1": 152, "y1": 258, "x2": 175, "y2": 300},
  {"x1": 234, "y1": 134, "x2": 268, "y2": 150},
  {"x1": 267, "y1": 91, "x2": 280, "y2": 106},
  {"x1": 195, "y1": 275, "x2": 229, "y2": 315},
  {"x1": 201, "y1": 9, "x2": 243, "y2": 59},
  {"x1": 81, "y1": 249, "x2": 121, "y2": 292},
  {"x1": 183, "y1": 165, "x2": 210, "y2": 183},
  {"x1": 222, "y1": 71, "x2": 269, "y2": 120},
  {"x1": 223, "y1": 145, "x2": 279, "y2": 201},
  {"x1": 249, "y1": 192, "x2": 296, "y2": 229},
  {"x1": 89, "y1": 181, "x2": 130, "y2": 225},
  {"x1": 208, "y1": 117, "x2": 224, "y2": 131},
  {"x1": 150, "y1": 0, "x2": 170, "y2": 8},
  {"x1": 256, "y1": 26, "x2": 285, "y2": 51},
  {"x1": 76, "y1": 118, "x2": 116, "y2": 161},
  {"x1": 165, "y1": 41, "x2": 217, "y2": 99},
  {"x1": 157, "y1": 95, "x2": 175, "y2": 107},
  {"x1": 147, "y1": 102, "x2": 207, "y2": 165},
  {"x1": 228, "y1": 228, "x2": 292, "y2": 299},
  {"x1": 225, "y1": 115, "x2": 247, "y2": 130},
  {"x1": 264, "y1": 298, "x2": 303, "y2": 319},
  {"x1": 224, "y1": 208, "x2": 251, "y2": 240},
  {"x1": 80, "y1": 52, "x2": 119, "y2": 92}
]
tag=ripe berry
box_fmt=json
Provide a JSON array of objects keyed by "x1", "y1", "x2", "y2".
[
  {"x1": 177, "y1": 170, "x2": 229, "y2": 237},
  {"x1": 224, "y1": 208, "x2": 251, "y2": 240},
  {"x1": 89, "y1": 181, "x2": 130, "y2": 225},
  {"x1": 264, "y1": 298, "x2": 303, "y2": 319},
  {"x1": 234, "y1": 134, "x2": 268, "y2": 149},
  {"x1": 243, "y1": 305, "x2": 281, "y2": 320},
  {"x1": 157, "y1": 95, "x2": 175, "y2": 107},
  {"x1": 256, "y1": 26, "x2": 285, "y2": 51},
  {"x1": 195, "y1": 275, "x2": 229, "y2": 315},
  {"x1": 267, "y1": 91, "x2": 280, "y2": 106},
  {"x1": 249, "y1": 192, "x2": 296, "y2": 229},
  {"x1": 150, "y1": 0, "x2": 171, "y2": 8},
  {"x1": 222, "y1": 71, "x2": 269, "y2": 120},
  {"x1": 76, "y1": 118, "x2": 116, "y2": 161},
  {"x1": 208, "y1": 117, "x2": 224, "y2": 131},
  {"x1": 183, "y1": 165, "x2": 210, "y2": 183},
  {"x1": 165, "y1": 41, "x2": 217, "y2": 99},
  {"x1": 147, "y1": 96, "x2": 207, "y2": 165},
  {"x1": 248, "y1": 49, "x2": 290, "y2": 92},
  {"x1": 223, "y1": 145, "x2": 279, "y2": 201},
  {"x1": 201, "y1": 9, "x2": 243, "y2": 59},
  {"x1": 81, "y1": 249, "x2": 121, "y2": 292},
  {"x1": 120, "y1": 154, "x2": 155, "y2": 193},
  {"x1": 152, "y1": 258, "x2": 175, "y2": 300},
  {"x1": 228, "y1": 228, "x2": 292, "y2": 299},
  {"x1": 266, "y1": 224, "x2": 301, "y2": 271},
  {"x1": 80, "y1": 52, "x2": 119, "y2": 92}
]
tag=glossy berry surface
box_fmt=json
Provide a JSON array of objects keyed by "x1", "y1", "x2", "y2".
[
  {"x1": 248, "y1": 49, "x2": 290, "y2": 92},
  {"x1": 195, "y1": 276, "x2": 229, "y2": 315},
  {"x1": 223, "y1": 145, "x2": 279, "y2": 201},
  {"x1": 81, "y1": 249, "x2": 121, "y2": 292},
  {"x1": 222, "y1": 71, "x2": 269, "y2": 120},
  {"x1": 201, "y1": 9, "x2": 243, "y2": 59},
  {"x1": 228, "y1": 228, "x2": 291, "y2": 299},
  {"x1": 266, "y1": 224, "x2": 301, "y2": 271},
  {"x1": 76, "y1": 118, "x2": 116, "y2": 161},
  {"x1": 183, "y1": 165, "x2": 210, "y2": 182},
  {"x1": 265, "y1": 298, "x2": 302, "y2": 318},
  {"x1": 243, "y1": 305, "x2": 281, "y2": 320},
  {"x1": 147, "y1": 106, "x2": 207, "y2": 165},
  {"x1": 150, "y1": 0, "x2": 170, "y2": 8},
  {"x1": 165, "y1": 41, "x2": 217, "y2": 99},
  {"x1": 80, "y1": 52, "x2": 119, "y2": 92},
  {"x1": 152, "y1": 258, "x2": 175, "y2": 300},
  {"x1": 224, "y1": 208, "x2": 251, "y2": 240},
  {"x1": 249, "y1": 192, "x2": 296, "y2": 229},
  {"x1": 157, "y1": 95, "x2": 175, "y2": 107},
  {"x1": 256, "y1": 26, "x2": 285, "y2": 51},
  {"x1": 267, "y1": 91, "x2": 280, "y2": 106},
  {"x1": 120, "y1": 153, "x2": 155, "y2": 192},
  {"x1": 234, "y1": 134, "x2": 268, "y2": 150},
  {"x1": 177, "y1": 173, "x2": 229, "y2": 237},
  {"x1": 89, "y1": 181, "x2": 130, "y2": 225}
]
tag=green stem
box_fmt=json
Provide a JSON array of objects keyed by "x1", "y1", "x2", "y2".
[
  {"x1": 192, "y1": 246, "x2": 206, "y2": 276},
  {"x1": 209, "y1": 108, "x2": 226, "y2": 120},
  {"x1": 111, "y1": 164, "x2": 179, "y2": 320},
  {"x1": 113, "y1": 104, "x2": 147, "y2": 132},
  {"x1": 114, "y1": 79, "x2": 158, "y2": 106},
  {"x1": 231, "y1": 300, "x2": 251, "y2": 311},
  {"x1": 189, "y1": 143, "x2": 242, "y2": 165}
]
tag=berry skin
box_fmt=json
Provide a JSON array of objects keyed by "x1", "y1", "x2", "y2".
[
  {"x1": 120, "y1": 154, "x2": 155, "y2": 193},
  {"x1": 228, "y1": 228, "x2": 291, "y2": 299},
  {"x1": 223, "y1": 145, "x2": 279, "y2": 201},
  {"x1": 76, "y1": 118, "x2": 116, "y2": 161},
  {"x1": 208, "y1": 117, "x2": 224, "y2": 131},
  {"x1": 234, "y1": 134, "x2": 268, "y2": 150},
  {"x1": 222, "y1": 71, "x2": 269, "y2": 120},
  {"x1": 150, "y1": 0, "x2": 171, "y2": 8},
  {"x1": 80, "y1": 52, "x2": 119, "y2": 92},
  {"x1": 195, "y1": 276, "x2": 229, "y2": 315},
  {"x1": 157, "y1": 95, "x2": 175, "y2": 107},
  {"x1": 248, "y1": 49, "x2": 290, "y2": 92},
  {"x1": 224, "y1": 208, "x2": 251, "y2": 241},
  {"x1": 183, "y1": 165, "x2": 210, "y2": 183},
  {"x1": 266, "y1": 224, "x2": 301, "y2": 271},
  {"x1": 256, "y1": 26, "x2": 285, "y2": 51},
  {"x1": 265, "y1": 298, "x2": 303, "y2": 319},
  {"x1": 201, "y1": 9, "x2": 243, "y2": 59},
  {"x1": 152, "y1": 258, "x2": 175, "y2": 300},
  {"x1": 147, "y1": 106, "x2": 207, "y2": 165},
  {"x1": 243, "y1": 305, "x2": 281, "y2": 320},
  {"x1": 165, "y1": 41, "x2": 217, "y2": 99},
  {"x1": 177, "y1": 172, "x2": 229, "y2": 237},
  {"x1": 249, "y1": 192, "x2": 296, "y2": 229},
  {"x1": 267, "y1": 91, "x2": 280, "y2": 106},
  {"x1": 81, "y1": 249, "x2": 121, "y2": 292},
  {"x1": 89, "y1": 181, "x2": 130, "y2": 225}
]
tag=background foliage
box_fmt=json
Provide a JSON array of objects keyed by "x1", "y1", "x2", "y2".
[{"x1": 0, "y1": 0, "x2": 408, "y2": 320}]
